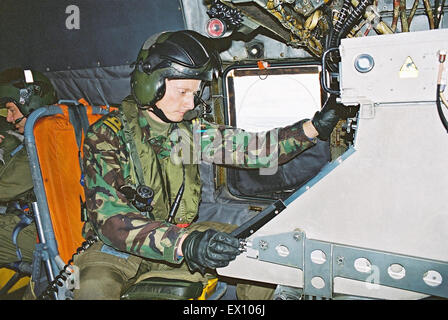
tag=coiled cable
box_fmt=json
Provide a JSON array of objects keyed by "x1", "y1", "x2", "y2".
[
  {"x1": 328, "y1": 0, "x2": 352, "y2": 49},
  {"x1": 338, "y1": 0, "x2": 373, "y2": 42},
  {"x1": 39, "y1": 235, "x2": 98, "y2": 300}
]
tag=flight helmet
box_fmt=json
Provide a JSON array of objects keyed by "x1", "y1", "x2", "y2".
[
  {"x1": 0, "y1": 68, "x2": 58, "y2": 117},
  {"x1": 131, "y1": 30, "x2": 220, "y2": 111}
]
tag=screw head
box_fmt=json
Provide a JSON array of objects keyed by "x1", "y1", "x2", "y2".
[{"x1": 259, "y1": 240, "x2": 268, "y2": 250}]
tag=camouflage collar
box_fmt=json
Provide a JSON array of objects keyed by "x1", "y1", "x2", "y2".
[{"x1": 137, "y1": 108, "x2": 178, "y2": 159}]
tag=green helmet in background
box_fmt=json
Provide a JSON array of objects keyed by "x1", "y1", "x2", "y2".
[
  {"x1": 0, "y1": 68, "x2": 58, "y2": 117},
  {"x1": 130, "y1": 30, "x2": 220, "y2": 110}
]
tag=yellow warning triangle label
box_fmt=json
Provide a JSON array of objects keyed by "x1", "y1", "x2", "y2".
[{"x1": 399, "y1": 56, "x2": 419, "y2": 78}]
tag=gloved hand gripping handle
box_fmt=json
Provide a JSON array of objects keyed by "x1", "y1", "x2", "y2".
[{"x1": 182, "y1": 229, "x2": 241, "y2": 275}]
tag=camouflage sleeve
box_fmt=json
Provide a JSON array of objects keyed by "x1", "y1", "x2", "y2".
[
  {"x1": 83, "y1": 117, "x2": 187, "y2": 264},
  {"x1": 197, "y1": 118, "x2": 316, "y2": 170}
]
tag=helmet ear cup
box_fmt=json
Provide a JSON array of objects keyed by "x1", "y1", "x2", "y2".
[
  {"x1": 131, "y1": 69, "x2": 166, "y2": 108},
  {"x1": 23, "y1": 95, "x2": 43, "y2": 116}
]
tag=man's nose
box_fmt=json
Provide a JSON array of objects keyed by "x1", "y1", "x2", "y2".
[
  {"x1": 185, "y1": 95, "x2": 196, "y2": 110},
  {"x1": 6, "y1": 113, "x2": 14, "y2": 123}
]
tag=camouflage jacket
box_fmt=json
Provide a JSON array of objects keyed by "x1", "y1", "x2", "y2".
[{"x1": 82, "y1": 98, "x2": 316, "y2": 264}]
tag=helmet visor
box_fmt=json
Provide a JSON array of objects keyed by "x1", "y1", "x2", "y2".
[
  {"x1": 164, "y1": 60, "x2": 213, "y2": 81},
  {"x1": 139, "y1": 31, "x2": 217, "y2": 82}
]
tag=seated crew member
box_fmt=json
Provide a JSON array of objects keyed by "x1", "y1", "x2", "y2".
[
  {"x1": 73, "y1": 30, "x2": 344, "y2": 300},
  {"x1": 0, "y1": 68, "x2": 58, "y2": 282}
]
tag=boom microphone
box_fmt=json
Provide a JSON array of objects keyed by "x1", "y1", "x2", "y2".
[{"x1": 183, "y1": 107, "x2": 202, "y2": 121}]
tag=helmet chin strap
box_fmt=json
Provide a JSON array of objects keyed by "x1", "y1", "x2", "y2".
[
  {"x1": 148, "y1": 105, "x2": 177, "y2": 123},
  {"x1": 14, "y1": 116, "x2": 26, "y2": 125}
]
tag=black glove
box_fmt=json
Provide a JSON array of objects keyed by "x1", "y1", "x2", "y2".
[
  {"x1": 311, "y1": 95, "x2": 344, "y2": 141},
  {"x1": 182, "y1": 229, "x2": 241, "y2": 274}
]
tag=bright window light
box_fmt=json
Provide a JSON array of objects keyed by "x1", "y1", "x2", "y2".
[{"x1": 226, "y1": 65, "x2": 322, "y2": 132}]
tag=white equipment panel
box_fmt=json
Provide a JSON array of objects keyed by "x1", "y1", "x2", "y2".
[{"x1": 218, "y1": 29, "x2": 448, "y2": 299}]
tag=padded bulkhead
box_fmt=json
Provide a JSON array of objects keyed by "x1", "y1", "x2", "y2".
[{"x1": 227, "y1": 139, "x2": 331, "y2": 199}]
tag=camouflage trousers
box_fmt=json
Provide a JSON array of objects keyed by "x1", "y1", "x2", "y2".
[
  {"x1": 73, "y1": 221, "x2": 274, "y2": 300},
  {"x1": 0, "y1": 212, "x2": 37, "y2": 265}
]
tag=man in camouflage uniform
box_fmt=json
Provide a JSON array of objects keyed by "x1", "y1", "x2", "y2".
[
  {"x1": 73, "y1": 30, "x2": 343, "y2": 300},
  {"x1": 0, "y1": 68, "x2": 58, "y2": 271}
]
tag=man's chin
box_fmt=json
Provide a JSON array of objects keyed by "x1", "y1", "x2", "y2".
[{"x1": 169, "y1": 114, "x2": 184, "y2": 122}]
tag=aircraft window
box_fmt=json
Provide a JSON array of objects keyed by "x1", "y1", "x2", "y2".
[{"x1": 224, "y1": 65, "x2": 323, "y2": 132}]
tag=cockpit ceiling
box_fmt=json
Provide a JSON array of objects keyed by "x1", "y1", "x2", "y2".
[{"x1": 207, "y1": 0, "x2": 447, "y2": 57}]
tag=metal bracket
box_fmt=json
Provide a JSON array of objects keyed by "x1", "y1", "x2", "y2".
[
  {"x1": 332, "y1": 245, "x2": 448, "y2": 298},
  {"x1": 273, "y1": 285, "x2": 304, "y2": 300},
  {"x1": 359, "y1": 102, "x2": 376, "y2": 119},
  {"x1": 303, "y1": 239, "x2": 333, "y2": 298},
  {"x1": 251, "y1": 231, "x2": 304, "y2": 268},
  {"x1": 246, "y1": 231, "x2": 448, "y2": 299}
]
